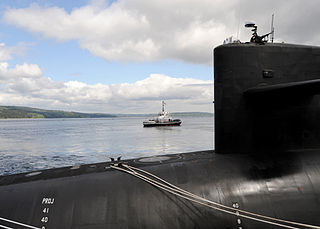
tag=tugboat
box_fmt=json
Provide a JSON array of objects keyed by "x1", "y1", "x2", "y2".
[{"x1": 143, "y1": 101, "x2": 182, "y2": 127}]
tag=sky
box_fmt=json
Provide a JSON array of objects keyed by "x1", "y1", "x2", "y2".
[{"x1": 0, "y1": 0, "x2": 319, "y2": 114}]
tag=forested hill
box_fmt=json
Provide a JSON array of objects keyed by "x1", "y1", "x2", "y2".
[{"x1": 0, "y1": 106, "x2": 116, "y2": 119}]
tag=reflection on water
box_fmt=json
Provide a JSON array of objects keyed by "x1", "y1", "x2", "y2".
[{"x1": 0, "y1": 116, "x2": 213, "y2": 175}]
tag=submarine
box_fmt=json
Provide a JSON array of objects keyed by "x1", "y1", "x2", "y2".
[{"x1": 1, "y1": 23, "x2": 320, "y2": 229}]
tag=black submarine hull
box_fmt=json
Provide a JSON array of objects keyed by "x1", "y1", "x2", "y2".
[
  {"x1": 1, "y1": 149, "x2": 320, "y2": 229},
  {"x1": 2, "y1": 42, "x2": 320, "y2": 228}
]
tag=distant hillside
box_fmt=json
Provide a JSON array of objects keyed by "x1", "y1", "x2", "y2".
[
  {"x1": 0, "y1": 106, "x2": 116, "y2": 119},
  {"x1": 116, "y1": 112, "x2": 213, "y2": 117},
  {"x1": 0, "y1": 106, "x2": 213, "y2": 119},
  {"x1": 171, "y1": 112, "x2": 213, "y2": 117}
]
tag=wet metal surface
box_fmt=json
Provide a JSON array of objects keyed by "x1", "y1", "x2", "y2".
[{"x1": 1, "y1": 149, "x2": 320, "y2": 228}]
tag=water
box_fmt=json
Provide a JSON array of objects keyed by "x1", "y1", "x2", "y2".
[{"x1": 0, "y1": 116, "x2": 213, "y2": 175}]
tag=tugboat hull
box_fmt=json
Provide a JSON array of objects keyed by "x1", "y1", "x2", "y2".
[{"x1": 143, "y1": 120, "x2": 182, "y2": 127}]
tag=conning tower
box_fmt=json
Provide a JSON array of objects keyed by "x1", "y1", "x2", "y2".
[{"x1": 214, "y1": 41, "x2": 320, "y2": 154}]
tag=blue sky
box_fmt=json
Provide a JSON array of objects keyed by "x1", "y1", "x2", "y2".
[
  {"x1": 0, "y1": 0, "x2": 89, "y2": 12},
  {"x1": 0, "y1": 0, "x2": 318, "y2": 113},
  {"x1": 2, "y1": 30, "x2": 211, "y2": 85},
  {"x1": 0, "y1": 1, "x2": 212, "y2": 85}
]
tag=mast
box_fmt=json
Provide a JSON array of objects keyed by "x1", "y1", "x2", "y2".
[
  {"x1": 162, "y1": 101, "x2": 165, "y2": 113},
  {"x1": 271, "y1": 13, "x2": 275, "y2": 43}
]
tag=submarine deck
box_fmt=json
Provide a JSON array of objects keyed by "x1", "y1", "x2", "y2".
[
  {"x1": 0, "y1": 150, "x2": 214, "y2": 187},
  {"x1": 1, "y1": 149, "x2": 320, "y2": 228}
]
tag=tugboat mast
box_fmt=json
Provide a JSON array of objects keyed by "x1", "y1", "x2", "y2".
[{"x1": 162, "y1": 101, "x2": 165, "y2": 113}]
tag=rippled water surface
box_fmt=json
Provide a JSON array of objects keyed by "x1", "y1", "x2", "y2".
[{"x1": 0, "y1": 116, "x2": 213, "y2": 175}]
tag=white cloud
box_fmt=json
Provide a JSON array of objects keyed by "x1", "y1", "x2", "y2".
[
  {"x1": 0, "y1": 45, "x2": 213, "y2": 113},
  {"x1": 2, "y1": 0, "x2": 235, "y2": 64},
  {"x1": 0, "y1": 43, "x2": 12, "y2": 61},
  {"x1": 0, "y1": 42, "x2": 29, "y2": 61},
  {"x1": 4, "y1": 0, "x2": 320, "y2": 65}
]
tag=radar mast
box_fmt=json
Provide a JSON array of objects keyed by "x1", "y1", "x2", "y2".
[{"x1": 245, "y1": 15, "x2": 275, "y2": 44}]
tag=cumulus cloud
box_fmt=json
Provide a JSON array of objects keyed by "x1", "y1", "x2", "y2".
[
  {"x1": 2, "y1": 0, "x2": 234, "y2": 65},
  {"x1": 0, "y1": 54, "x2": 213, "y2": 113},
  {"x1": 3, "y1": 0, "x2": 320, "y2": 65},
  {"x1": 0, "y1": 42, "x2": 28, "y2": 61}
]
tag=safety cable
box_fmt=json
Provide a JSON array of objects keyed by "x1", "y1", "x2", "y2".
[
  {"x1": 0, "y1": 225, "x2": 13, "y2": 229},
  {"x1": 0, "y1": 217, "x2": 40, "y2": 229},
  {"x1": 0, "y1": 216, "x2": 40, "y2": 229},
  {"x1": 124, "y1": 164, "x2": 320, "y2": 229},
  {"x1": 111, "y1": 164, "x2": 320, "y2": 229}
]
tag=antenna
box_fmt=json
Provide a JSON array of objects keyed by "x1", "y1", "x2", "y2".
[
  {"x1": 236, "y1": 17, "x2": 240, "y2": 40},
  {"x1": 271, "y1": 13, "x2": 275, "y2": 43}
]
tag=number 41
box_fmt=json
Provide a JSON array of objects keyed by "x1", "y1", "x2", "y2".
[{"x1": 43, "y1": 208, "x2": 49, "y2": 214}]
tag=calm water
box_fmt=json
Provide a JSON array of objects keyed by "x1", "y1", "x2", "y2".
[{"x1": 0, "y1": 116, "x2": 214, "y2": 175}]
